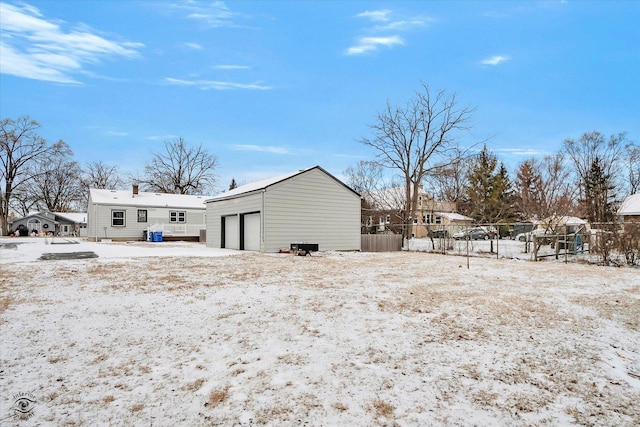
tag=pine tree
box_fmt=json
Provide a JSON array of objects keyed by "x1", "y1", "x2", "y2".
[
  {"x1": 514, "y1": 159, "x2": 544, "y2": 220},
  {"x1": 229, "y1": 178, "x2": 237, "y2": 190},
  {"x1": 463, "y1": 146, "x2": 513, "y2": 224},
  {"x1": 583, "y1": 156, "x2": 616, "y2": 224}
]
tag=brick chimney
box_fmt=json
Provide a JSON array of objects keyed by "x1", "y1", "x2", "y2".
[{"x1": 133, "y1": 184, "x2": 139, "y2": 195}]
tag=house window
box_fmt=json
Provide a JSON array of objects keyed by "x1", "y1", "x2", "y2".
[
  {"x1": 435, "y1": 216, "x2": 442, "y2": 224},
  {"x1": 413, "y1": 216, "x2": 418, "y2": 224},
  {"x1": 386, "y1": 215, "x2": 390, "y2": 224},
  {"x1": 112, "y1": 210, "x2": 125, "y2": 227},
  {"x1": 137, "y1": 209, "x2": 147, "y2": 223},
  {"x1": 170, "y1": 211, "x2": 186, "y2": 223}
]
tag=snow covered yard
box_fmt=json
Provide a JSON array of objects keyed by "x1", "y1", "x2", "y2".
[{"x1": 1, "y1": 238, "x2": 639, "y2": 426}]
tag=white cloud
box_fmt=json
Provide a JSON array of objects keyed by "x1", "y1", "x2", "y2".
[
  {"x1": 173, "y1": 1, "x2": 242, "y2": 28},
  {"x1": 356, "y1": 10, "x2": 392, "y2": 22},
  {"x1": 214, "y1": 65, "x2": 250, "y2": 70},
  {"x1": 346, "y1": 36, "x2": 404, "y2": 56},
  {"x1": 164, "y1": 77, "x2": 271, "y2": 90},
  {"x1": 348, "y1": 9, "x2": 430, "y2": 56},
  {"x1": 495, "y1": 147, "x2": 547, "y2": 156},
  {"x1": 0, "y1": 3, "x2": 144, "y2": 83},
  {"x1": 232, "y1": 144, "x2": 290, "y2": 154},
  {"x1": 105, "y1": 130, "x2": 129, "y2": 137},
  {"x1": 481, "y1": 55, "x2": 510, "y2": 66},
  {"x1": 183, "y1": 42, "x2": 203, "y2": 50}
]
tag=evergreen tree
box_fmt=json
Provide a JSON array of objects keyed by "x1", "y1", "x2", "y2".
[
  {"x1": 463, "y1": 146, "x2": 513, "y2": 223},
  {"x1": 229, "y1": 178, "x2": 237, "y2": 190},
  {"x1": 583, "y1": 156, "x2": 616, "y2": 224},
  {"x1": 514, "y1": 159, "x2": 544, "y2": 220}
]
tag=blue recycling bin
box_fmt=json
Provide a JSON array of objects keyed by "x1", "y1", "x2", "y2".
[{"x1": 154, "y1": 231, "x2": 163, "y2": 242}]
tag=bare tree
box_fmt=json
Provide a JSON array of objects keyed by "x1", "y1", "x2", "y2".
[
  {"x1": 625, "y1": 144, "x2": 640, "y2": 195},
  {"x1": 425, "y1": 146, "x2": 470, "y2": 205},
  {"x1": 83, "y1": 161, "x2": 124, "y2": 190},
  {"x1": 0, "y1": 116, "x2": 59, "y2": 235},
  {"x1": 135, "y1": 137, "x2": 218, "y2": 195},
  {"x1": 513, "y1": 153, "x2": 574, "y2": 221},
  {"x1": 360, "y1": 84, "x2": 474, "y2": 239},
  {"x1": 20, "y1": 141, "x2": 83, "y2": 212},
  {"x1": 563, "y1": 131, "x2": 628, "y2": 219}
]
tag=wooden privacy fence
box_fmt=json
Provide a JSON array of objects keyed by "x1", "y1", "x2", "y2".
[{"x1": 361, "y1": 234, "x2": 403, "y2": 252}]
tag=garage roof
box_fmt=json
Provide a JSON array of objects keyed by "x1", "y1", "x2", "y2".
[{"x1": 206, "y1": 165, "x2": 359, "y2": 203}]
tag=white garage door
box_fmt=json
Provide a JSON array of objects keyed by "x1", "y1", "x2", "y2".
[
  {"x1": 224, "y1": 215, "x2": 239, "y2": 250},
  {"x1": 243, "y1": 213, "x2": 261, "y2": 251}
]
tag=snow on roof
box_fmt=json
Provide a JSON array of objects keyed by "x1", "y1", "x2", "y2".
[
  {"x1": 436, "y1": 212, "x2": 473, "y2": 221},
  {"x1": 89, "y1": 188, "x2": 207, "y2": 209},
  {"x1": 53, "y1": 212, "x2": 87, "y2": 224},
  {"x1": 206, "y1": 166, "x2": 357, "y2": 202},
  {"x1": 618, "y1": 193, "x2": 640, "y2": 215}
]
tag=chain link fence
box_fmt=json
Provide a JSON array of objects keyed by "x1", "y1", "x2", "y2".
[{"x1": 365, "y1": 221, "x2": 640, "y2": 266}]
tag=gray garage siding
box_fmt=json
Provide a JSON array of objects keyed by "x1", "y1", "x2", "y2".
[
  {"x1": 262, "y1": 168, "x2": 360, "y2": 252},
  {"x1": 206, "y1": 192, "x2": 262, "y2": 249}
]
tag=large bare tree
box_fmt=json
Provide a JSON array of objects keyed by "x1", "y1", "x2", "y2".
[
  {"x1": 83, "y1": 161, "x2": 124, "y2": 190},
  {"x1": 513, "y1": 153, "x2": 574, "y2": 221},
  {"x1": 625, "y1": 144, "x2": 640, "y2": 195},
  {"x1": 0, "y1": 116, "x2": 59, "y2": 235},
  {"x1": 360, "y1": 84, "x2": 474, "y2": 239},
  {"x1": 19, "y1": 141, "x2": 84, "y2": 212},
  {"x1": 135, "y1": 137, "x2": 218, "y2": 195},
  {"x1": 563, "y1": 131, "x2": 627, "y2": 219}
]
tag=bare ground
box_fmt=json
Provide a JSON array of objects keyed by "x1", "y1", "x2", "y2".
[{"x1": 1, "y1": 250, "x2": 639, "y2": 426}]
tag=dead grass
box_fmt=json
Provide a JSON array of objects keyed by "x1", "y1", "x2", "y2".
[
  {"x1": 205, "y1": 387, "x2": 229, "y2": 408},
  {"x1": 372, "y1": 398, "x2": 394, "y2": 417},
  {"x1": 183, "y1": 378, "x2": 206, "y2": 391}
]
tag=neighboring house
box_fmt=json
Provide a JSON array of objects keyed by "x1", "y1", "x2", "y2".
[
  {"x1": 618, "y1": 194, "x2": 640, "y2": 223},
  {"x1": 9, "y1": 211, "x2": 87, "y2": 237},
  {"x1": 205, "y1": 166, "x2": 361, "y2": 252},
  {"x1": 87, "y1": 185, "x2": 207, "y2": 242},
  {"x1": 362, "y1": 185, "x2": 471, "y2": 237},
  {"x1": 540, "y1": 215, "x2": 589, "y2": 235}
]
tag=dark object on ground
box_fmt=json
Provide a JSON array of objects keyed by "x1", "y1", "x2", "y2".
[
  {"x1": 39, "y1": 251, "x2": 99, "y2": 260},
  {"x1": 290, "y1": 243, "x2": 319, "y2": 256}
]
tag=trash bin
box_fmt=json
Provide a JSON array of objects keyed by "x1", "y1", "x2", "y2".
[
  {"x1": 143, "y1": 230, "x2": 148, "y2": 241},
  {"x1": 155, "y1": 231, "x2": 163, "y2": 242}
]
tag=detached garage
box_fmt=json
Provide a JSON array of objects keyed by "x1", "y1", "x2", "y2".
[{"x1": 206, "y1": 166, "x2": 361, "y2": 252}]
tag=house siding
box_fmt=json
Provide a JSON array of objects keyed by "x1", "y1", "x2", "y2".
[
  {"x1": 262, "y1": 168, "x2": 360, "y2": 252},
  {"x1": 206, "y1": 193, "x2": 263, "y2": 249},
  {"x1": 88, "y1": 197, "x2": 205, "y2": 241},
  {"x1": 205, "y1": 167, "x2": 361, "y2": 252}
]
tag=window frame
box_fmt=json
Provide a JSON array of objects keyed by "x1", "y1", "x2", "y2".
[
  {"x1": 111, "y1": 210, "x2": 126, "y2": 227},
  {"x1": 137, "y1": 209, "x2": 148, "y2": 223},
  {"x1": 169, "y1": 210, "x2": 186, "y2": 223}
]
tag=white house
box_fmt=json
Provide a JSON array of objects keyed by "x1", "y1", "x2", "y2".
[
  {"x1": 10, "y1": 211, "x2": 87, "y2": 237},
  {"x1": 618, "y1": 193, "x2": 640, "y2": 222},
  {"x1": 205, "y1": 166, "x2": 361, "y2": 252},
  {"x1": 87, "y1": 186, "x2": 207, "y2": 242}
]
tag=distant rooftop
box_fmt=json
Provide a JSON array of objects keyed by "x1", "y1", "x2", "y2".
[{"x1": 89, "y1": 188, "x2": 208, "y2": 209}]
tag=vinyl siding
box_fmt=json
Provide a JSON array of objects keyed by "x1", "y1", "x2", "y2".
[
  {"x1": 263, "y1": 168, "x2": 360, "y2": 252},
  {"x1": 88, "y1": 198, "x2": 205, "y2": 241},
  {"x1": 206, "y1": 193, "x2": 262, "y2": 249}
]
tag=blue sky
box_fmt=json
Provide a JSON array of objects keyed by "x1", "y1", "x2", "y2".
[{"x1": 1, "y1": 0, "x2": 639, "y2": 192}]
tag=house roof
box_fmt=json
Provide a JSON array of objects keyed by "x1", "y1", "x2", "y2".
[
  {"x1": 543, "y1": 215, "x2": 588, "y2": 226},
  {"x1": 618, "y1": 193, "x2": 640, "y2": 215},
  {"x1": 206, "y1": 165, "x2": 359, "y2": 203},
  {"x1": 53, "y1": 212, "x2": 87, "y2": 224},
  {"x1": 435, "y1": 212, "x2": 473, "y2": 221},
  {"x1": 89, "y1": 188, "x2": 208, "y2": 209}
]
